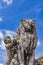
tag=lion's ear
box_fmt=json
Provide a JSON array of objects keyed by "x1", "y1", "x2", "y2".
[
  {"x1": 21, "y1": 19, "x2": 26, "y2": 25},
  {"x1": 21, "y1": 19, "x2": 23, "y2": 25},
  {"x1": 32, "y1": 20, "x2": 36, "y2": 29},
  {"x1": 21, "y1": 19, "x2": 26, "y2": 22}
]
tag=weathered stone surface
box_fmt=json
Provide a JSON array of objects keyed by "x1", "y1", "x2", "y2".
[
  {"x1": 4, "y1": 36, "x2": 19, "y2": 65},
  {"x1": 4, "y1": 19, "x2": 38, "y2": 65},
  {"x1": 17, "y1": 19, "x2": 38, "y2": 65}
]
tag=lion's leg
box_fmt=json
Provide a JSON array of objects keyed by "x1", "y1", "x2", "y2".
[
  {"x1": 17, "y1": 48, "x2": 24, "y2": 65},
  {"x1": 10, "y1": 58, "x2": 19, "y2": 65},
  {"x1": 28, "y1": 52, "x2": 35, "y2": 65},
  {"x1": 6, "y1": 56, "x2": 11, "y2": 65},
  {"x1": 10, "y1": 54, "x2": 19, "y2": 65}
]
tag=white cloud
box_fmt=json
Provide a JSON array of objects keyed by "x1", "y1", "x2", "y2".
[
  {"x1": 0, "y1": 31, "x2": 4, "y2": 39},
  {"x1": 5, "y1": 30, "x2": 17, "y2": 39},
  {"x1": 37, "y1": 40, "x2": 40, "y2": 46},
  {"x1": 0, "y1": 17, "x2": 3, "y2": 22},
  {"x1": 2, "y1": 0, "x2": 13, "y2": 5},
  {"x1": 0, "y1": 0, "x2": 13, "y2": 9},
  {"x1": 0, "y1": 63, "x2": 3, "y2": 65},
  {"x1": 0, "y1": 40, "x2": 6, "y2": 50}
]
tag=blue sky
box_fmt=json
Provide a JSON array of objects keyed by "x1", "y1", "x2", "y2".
[{"x1": 0, "y1": 0, "x2": 43, "y2": 65}]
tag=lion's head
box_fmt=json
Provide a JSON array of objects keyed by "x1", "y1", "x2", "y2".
[
  {"x1": 18, "y1": 19, "x2": 36, "y2": 35},
  {"x1": 4, "y1": 36, "x2": 12, "y2": 49},
  {"x1": 4, "y1": 36, "x2": 11, "y2": 44}
]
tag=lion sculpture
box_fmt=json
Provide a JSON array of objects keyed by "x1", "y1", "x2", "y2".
[
  {"x1": 17, "y1": 19, "x2": 38, "y2": 65},
  {"x1": 4, "y1": 19, "x2": 38, "y2": 65},
  {"x1": 4, "y1": 36, "x2": 19, "y2": 65}
]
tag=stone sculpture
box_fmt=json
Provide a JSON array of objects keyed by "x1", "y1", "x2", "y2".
[
  {"x1": 4, "y1": 19, "x2": 38, "y2": 65},
  {"x1": 17, "y1": 19, "x2": 38, "y2": 65},
  {"x1": 4, "y1": 36, "x2": 19, "y2": 65}
]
